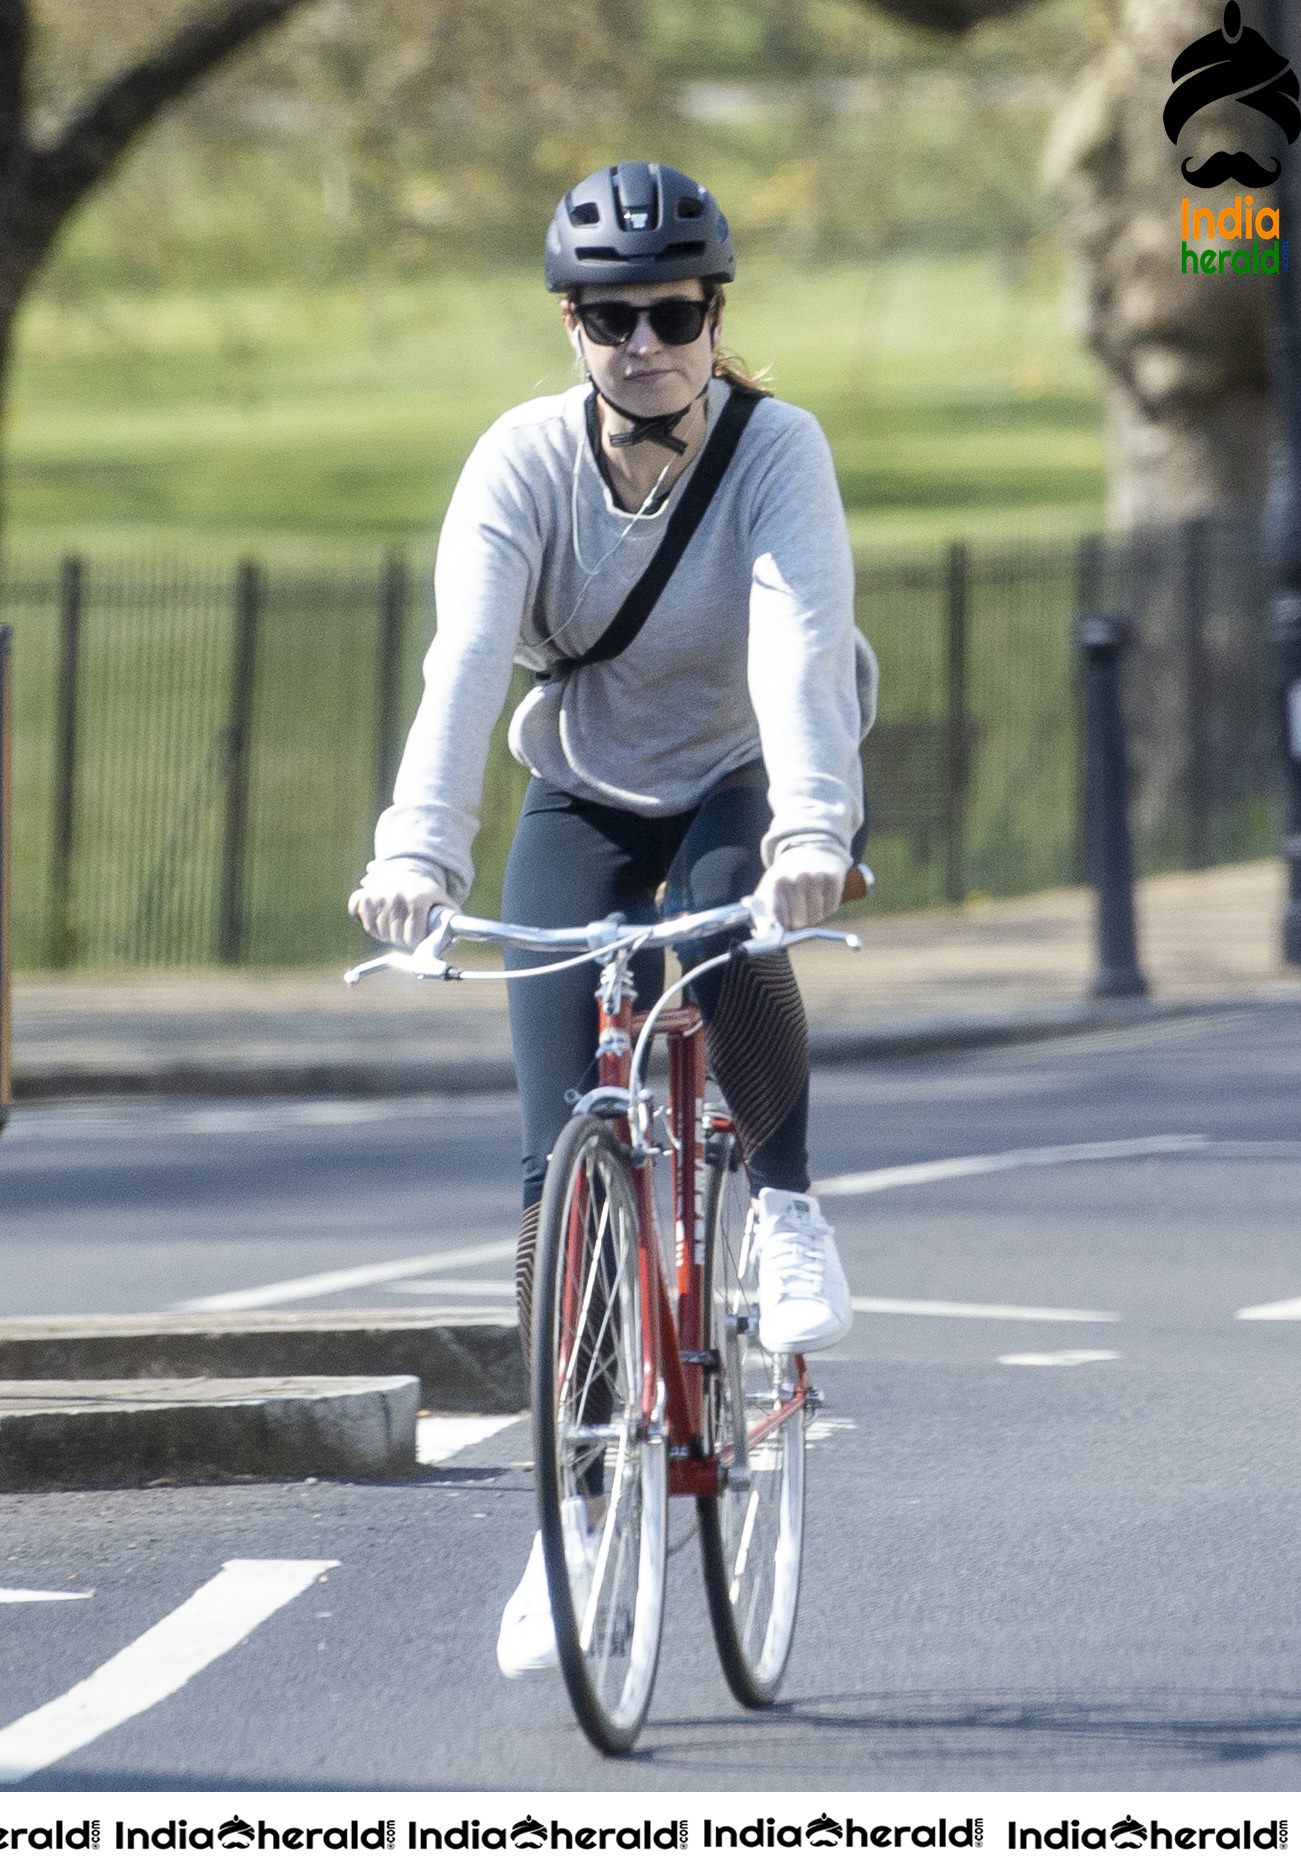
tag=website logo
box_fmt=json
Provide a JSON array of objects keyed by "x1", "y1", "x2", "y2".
[
  {"x1": 702, "y1": 1814, "x2": 982, "y2": 1849},
  {"x1": 1007, "y1": 1813, "x2": 1288, "y2": 1851},
  {"x1": 1165, "y1": 1, "x2": 1300, "y2": 188},
  {"x1": 1169, "y1": 4, "x2": 1296, "y2": 274}
]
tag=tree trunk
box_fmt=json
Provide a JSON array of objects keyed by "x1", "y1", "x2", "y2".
[
  {"x1": 1046, "y1": 0, "x2": 1276, "y2": 856},
  {"x1": 1047, "y1": 0, "x2": 1274, "y2": 531}
]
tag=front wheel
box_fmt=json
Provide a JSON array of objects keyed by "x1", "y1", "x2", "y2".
[
  {"x1": 532, "y1": 1113, "x2": 668, "y2": 1755},
  {"x1": 697, "y1": 1124, "x2": 806, "y2": 1706}
]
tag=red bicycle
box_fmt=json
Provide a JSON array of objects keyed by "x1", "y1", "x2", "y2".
[{"x1": 349, "y1": 869, "x2": 869, "y2": 1754}]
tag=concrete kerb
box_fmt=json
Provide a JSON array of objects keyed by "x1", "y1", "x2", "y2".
[
  {"x1": 0, "y1": 1313, "x2": 526, "y2": 1492},
  {"x1": 0, "y1": 1311, "x2": 528, "y2": 1413},
  {"x1": 0, "y1": 1376, "x2": 421, "y2": 1491},
  {"x1": 6, "y1": 996, "x2": 1218, "y2": 1103}
]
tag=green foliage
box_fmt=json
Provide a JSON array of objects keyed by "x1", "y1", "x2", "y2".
[
  {"x1": 26, "y1": 0, "x2": 1107, "y2": 296},
  {"x1": 10, "y1": 253, "x2": 1104, "y2": 560}
]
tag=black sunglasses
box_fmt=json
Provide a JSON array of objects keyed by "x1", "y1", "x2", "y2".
[{"x1": 574, "y1": 297, "x2": 713, "y2": 348}]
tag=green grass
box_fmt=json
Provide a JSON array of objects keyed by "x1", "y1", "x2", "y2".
[{"x1": 7, "y1": 250, "x2": 1106, "y2": 561}]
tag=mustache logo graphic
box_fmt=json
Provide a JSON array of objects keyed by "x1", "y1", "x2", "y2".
[
  {"x1": 1182, "y1": 148, "x2": 1282, "y2": 185},
  {"x1": 806, "y1": 1814, "x2": 844, "y2": 1845},
  {"x1": 1165, "y1": 2, "x2": 1299, "y2": 190}
]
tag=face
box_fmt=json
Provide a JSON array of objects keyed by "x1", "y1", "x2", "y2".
[{"x1": 564, "y1": 278, "x2": 720, "y2": 417}]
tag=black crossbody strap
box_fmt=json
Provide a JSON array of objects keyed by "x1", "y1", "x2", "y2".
[{"x1": 539, "y1": 387, "x2": 762, "y2": 685}]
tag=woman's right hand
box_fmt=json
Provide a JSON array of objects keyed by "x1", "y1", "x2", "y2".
[{"x1": 348, "y1": 864, "x2": 457, "y2": 950}]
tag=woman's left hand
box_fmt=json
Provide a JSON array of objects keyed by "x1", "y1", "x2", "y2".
[{"x1": 754, "y1": 845, "x2": 849, "y2": 931}]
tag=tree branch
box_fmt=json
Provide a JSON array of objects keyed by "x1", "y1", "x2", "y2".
[
  {"x1": 860, "y1": 0, "x2": 1041, "y2": 33},
  {"x1": 18, "y1": 0, "x2": 317, "y2": 257}
]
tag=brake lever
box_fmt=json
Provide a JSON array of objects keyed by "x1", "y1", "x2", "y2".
[{"x1": 344, "y1": 904, "x2": 459, "y2": 986}]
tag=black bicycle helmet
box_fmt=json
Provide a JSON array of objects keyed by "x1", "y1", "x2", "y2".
[{"x1": 544, "y1": 161, "x2": 735, "y2": 294}]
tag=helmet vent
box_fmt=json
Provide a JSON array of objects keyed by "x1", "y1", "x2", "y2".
[
  {"x1": 657, "y1": 240, "x2": 707, "y2": 261},
  {"x1": 676, "y1": 197, "x2": 704, "y2": 219},
  {"x1": 569, "y1": 202, "x2": 601, "y2": 226}
]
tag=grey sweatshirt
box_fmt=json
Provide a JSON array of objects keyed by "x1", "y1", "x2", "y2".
[{"x1": 370, "y1": 378, "x2": 878, "y2": 905}]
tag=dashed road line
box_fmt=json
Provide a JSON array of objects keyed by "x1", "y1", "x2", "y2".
[
  {"x1": 178, "y1": 1240, "x2": 515, "y2": 1312},
  {"x1": 1236, "y1": 1297, "x2": 1301, "y2": 1321},
  {"x1": 852, "y1": 1296, "x2": 1120, "y2": 1323},
  {"x1": 0, "y1": 1590, "x2": 94, "y2": 1604},
  {"x1": 417, "y1": 1415, "x2": 523, "y2": 1466},
  {"x1": 0, "y1": 1559, "x2": 337, "y2": 1787},
  {"x1": 815, "y1": 1135, "x2": 1207, "y2": 1199},
  {"x1": 998, "y1": 1350, "x2": 1122, "y2": 1367}
]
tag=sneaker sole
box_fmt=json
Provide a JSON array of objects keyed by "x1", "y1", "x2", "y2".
[{"x1": 758, "y1": 1320, "x2": 854, "y2": 1355}]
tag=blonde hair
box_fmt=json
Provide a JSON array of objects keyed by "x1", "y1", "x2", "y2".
[{"x1": 706, "y1": 288, "x2": 772, "y2": 398}]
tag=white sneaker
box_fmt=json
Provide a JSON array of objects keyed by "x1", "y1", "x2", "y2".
[
  {"x1": 496, "y1": 1501, "x2": 599, "y2": 1679},
  {"x1": 752, "y1": 1187, "x2": 853, "y2": 1353}
]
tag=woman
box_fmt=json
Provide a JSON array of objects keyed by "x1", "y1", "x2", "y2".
[{"x1": 349, "y1": 160, "x2": 877, "y2": 1678}]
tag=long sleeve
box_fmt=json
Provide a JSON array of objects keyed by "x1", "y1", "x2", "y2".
[
  {"x1": 369, "y1": 429, "x2": 541, "y2": 904},
  {"x1": 744, "y1": 409, "x2": 876, "y2": 868}
]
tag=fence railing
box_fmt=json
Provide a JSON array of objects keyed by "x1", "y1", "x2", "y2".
[{"x1": 0, "y1": 515, "x2": 1278, "y2": 971}]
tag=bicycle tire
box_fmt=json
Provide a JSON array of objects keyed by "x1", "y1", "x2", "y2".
[
  {"x1": 532, "y1": 1113, "x2": 668, "y2": 1755},
  {"x1": 697, "y1": 1123, "x2": 806, "y2": 1706}
]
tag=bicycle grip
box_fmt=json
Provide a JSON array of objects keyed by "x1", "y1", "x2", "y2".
[{"x1": 838, "y1": 862, "x2": 875, "y2": 907}]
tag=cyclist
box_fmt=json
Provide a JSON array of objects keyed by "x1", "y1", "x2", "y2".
[{"x1": 349, "y1": 160, "x2": 877, "y2": 1678}]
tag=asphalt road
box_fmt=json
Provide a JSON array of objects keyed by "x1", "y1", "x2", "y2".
[{"x1": 1, "y1": 1004, "x2": 1300, "y2": 1792}]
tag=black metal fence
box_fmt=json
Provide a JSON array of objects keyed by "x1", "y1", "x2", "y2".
[{"x1": 0, "y1": 514, "x2": 1278, "y2": 971}]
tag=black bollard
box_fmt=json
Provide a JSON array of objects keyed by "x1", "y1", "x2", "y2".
[
  {"x1": 1264, "y1": 0, "x2": 1301, "y2": 964},
  {"x1": 1270, "y1": 593, "x2": 1301, "y2": 963},
  {"x1": 1078, "y1": 612, "x2": 1148, "y2": 998}
]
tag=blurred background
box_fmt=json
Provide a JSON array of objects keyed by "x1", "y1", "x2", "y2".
[{"x1": 0, "y1": 0, "x2": 1282, "y2": 969}]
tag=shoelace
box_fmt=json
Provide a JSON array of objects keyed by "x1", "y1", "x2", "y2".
[{"x1": 764, "y1": 1219, "x2": 835, "y2": 1299}]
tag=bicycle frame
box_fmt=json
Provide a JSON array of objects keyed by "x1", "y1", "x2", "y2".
[
  {"x1": 347, "y1": 876, "x2": 871, "y2": 1497},
  {"x1": 587, "y1": 967, "x2": 808, "y2": 1502}
]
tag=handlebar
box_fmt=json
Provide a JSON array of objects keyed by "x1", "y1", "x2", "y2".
[{"x1": 345, "y1": 863, "x2": 874, "y2": 987}]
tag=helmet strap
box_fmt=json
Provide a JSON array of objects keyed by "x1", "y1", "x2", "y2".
[{"x1": 601, "y1": 380, "x2": 709, "y2": 456}]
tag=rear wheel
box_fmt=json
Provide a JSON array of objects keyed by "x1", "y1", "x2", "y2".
[
  {"x1": 532, "y1": 1113, "x2": 667, "y2": 1755},
  {"x1": 697, "y1": 1122, "x2": 805, "y2": 1706}
]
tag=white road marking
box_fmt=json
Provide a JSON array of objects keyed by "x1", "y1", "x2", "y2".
[
  {"x1": 177, "y1": 1240, "x2": 515, "y2": 1312},
  {"x1": 0, "y1": 1559, "x2": 337, "y2": 1787},
  {"x1": 0, "y1": 1590, "x2": 94, "y2": 1604},
  {"x1": 814, "y1": 1134, "x2": 1207, "y2": 1199},
  {"x1": 806, "y1": 1414, "x2": 856, "y2": 1446},
  {"x1": 852, "y1": 1296, "x2": 1121, "y2": 1323},
  {"x1": 417, "y1": 1414, "x2": 523, "y2": 1466},
  {"x1": 1236, "y1": 1297, "x2": 1301, "y2": 1320},
  {"x1": 998, "y1": 1350, "x2": 1121, "y2": 1367}
]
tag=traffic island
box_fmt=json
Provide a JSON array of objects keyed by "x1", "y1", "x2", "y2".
[
  {"x1": 0, "y1": 1310, "x2": 527, "y2": 1413},
  {"x1": 0, "y1": 1375, "x2": 420, "y2": 1490}
]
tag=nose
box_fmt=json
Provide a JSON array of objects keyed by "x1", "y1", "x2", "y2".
[{"x1": 625, "y1": 311, "x2": 661, "y2": 354}]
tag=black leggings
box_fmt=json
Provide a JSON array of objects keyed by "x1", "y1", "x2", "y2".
[
  {"x1": 501, "y1": 759, "x2": 825, "y2": 1200},
  {"x1": 501, "y1": 757, "x2": 863, "y2": 1377}
]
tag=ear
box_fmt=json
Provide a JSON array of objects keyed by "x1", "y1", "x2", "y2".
[{"x1": 561, "y1": 297, "x2": 585, "y2": 361}]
